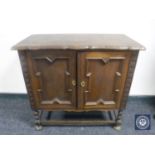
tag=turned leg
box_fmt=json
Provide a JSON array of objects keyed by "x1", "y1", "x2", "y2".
[
  {"x1": 33, "y1": 110, "x2": 43, "y2": 130},
  {"x1": 113, "y1": 110, "x2": 123, "y2": 131}
]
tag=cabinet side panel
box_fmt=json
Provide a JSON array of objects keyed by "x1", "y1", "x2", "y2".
[
  {"x1": 121, "y1": 51, "x2": 139, "y2": 109},
  {"x1": 18, "y1": 51, "x2": 37, "y2": 110}
]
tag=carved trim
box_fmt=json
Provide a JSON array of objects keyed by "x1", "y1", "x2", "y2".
[
  {"x1": 86, "y1": 57, "x2": 126, "y2": 60},
  {"x1": 115, "y1": 89, "x2": 120, "y2": 92},
  {"x1": 86, "y1": 99, "x2": 115, "y2": 106},
  {"x1": 86, "y1": 56, "x2": 126, "y2": 62},
  {"x1": 41, "y1": 98, "x2": 71, "y2": 105},
  {"x1": 65, "y1": 71, "x2": 71, "y2": 76},
  {"x1": 101, "y1": 58, "x2": 110, "y2": 64},
  {"x1": 33, "y1": 56, "x2": 69, "y2": 64},
  {"x1": 110, "y1": 57, "x2": 126, "y2": 60},
  {"x1": 116, "y1": 72, "x2": 121, "y2": 77},
  {"x1": 121, "y1": 52, "x2": 139, "y2": 109},
  {"x1": 18, "y1": 51, "x2": 36, "y2": 109},
  {"x1": 86, "y1": 72, "x2": 92, "y2": 77},
  {"x1": 65, "y1": 71, "x2": 73, "y2": 92},
  {"x1": 35, "y1": 72, "x2": 41, "y2": 76}
]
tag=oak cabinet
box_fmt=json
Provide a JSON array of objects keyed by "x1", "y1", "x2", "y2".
[{"x1": 13, "y1": 34, "x2": 145, "y2": 130}]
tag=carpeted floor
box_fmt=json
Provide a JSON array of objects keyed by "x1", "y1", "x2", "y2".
[{"x1": 0, "y1": 94, "x2": 155, "y2": 135}]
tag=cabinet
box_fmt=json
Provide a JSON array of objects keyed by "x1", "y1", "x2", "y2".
[{"x1": 12, "y1": 34, "x2": 145, "y2": 130}]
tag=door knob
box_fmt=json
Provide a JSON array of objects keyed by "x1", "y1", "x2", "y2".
[
  {"x1": 81, "y1": 81, "x2": 86, "y2": 87},
  {"x1": 72, "y1": 80, "x2": 76, "y2": 86}
]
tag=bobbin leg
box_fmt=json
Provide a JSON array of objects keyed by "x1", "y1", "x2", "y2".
[
  {"x1": 33, "y1": 110, "x2": 43, "y2": 130},
  {"x1": 113, "y1": 110, "x2": 123, "y2": 131}
]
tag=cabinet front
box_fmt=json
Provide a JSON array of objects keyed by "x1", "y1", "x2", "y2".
[
  {"x1": 28, "y1": 50, "x2": 76, "y2": 110},
  {"x1": 78, "y1": 51, "x2": 131, "y2": 110}
]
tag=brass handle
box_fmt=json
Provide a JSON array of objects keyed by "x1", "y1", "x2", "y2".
[
  {"x1": 72, "y1": 80, "x2": 76, "y2": 86},
  {"x1": 81, "y1": 81, "x2": 86, "y2": 87}
]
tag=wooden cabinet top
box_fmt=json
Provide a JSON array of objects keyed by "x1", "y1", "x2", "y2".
[{"x1": 12, "y1": 34, "x2": 145, "y2": 51}]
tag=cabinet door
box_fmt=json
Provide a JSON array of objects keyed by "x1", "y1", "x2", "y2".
[
  {"x1": 28, "y1": 50, "x2": 76, "y2": 110},
  {"x1": 78, "y1": 51, "x2": 131, "y2": 110}
]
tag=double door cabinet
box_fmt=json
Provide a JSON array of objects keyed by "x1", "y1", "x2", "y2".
[{"x1": 13, "y1": 34, "x2": 145, "y2": 130}]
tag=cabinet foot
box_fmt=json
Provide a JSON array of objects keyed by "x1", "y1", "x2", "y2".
[
  {"x1": 113, "y1": 110, "x2": 123, "y2": 131},
  {"x1": 33, "y1": 110, "x2": 42, "y2": 130},
  {"x1": 35, "y1": 124, "x2": 43, "y2": 131},
  {"x1": 113, "y1": 124, "x2": 122, "y2": 131}
]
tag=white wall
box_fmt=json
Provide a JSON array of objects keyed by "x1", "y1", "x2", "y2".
[{"x1": 0, "y1": 0, "x2": 155, "y2": 95}]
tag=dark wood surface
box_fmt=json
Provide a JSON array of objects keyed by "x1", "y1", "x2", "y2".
[
  {"x1": 19, "y1": 49, "x2": 137, "y2": 111},
  {"x1": 15, "y1": 34, "x2": 144, "y2": 128},
  {"x1": 12, "y1": 34, "x2": 145, "y2": 50},
  {"x1": 78, "y1": 51, "x2": 131, "y2": 110},
  {"x1": 29, "y1": 50, "x2": 76, "y2": 110}
]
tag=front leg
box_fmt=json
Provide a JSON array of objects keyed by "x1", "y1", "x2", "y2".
[
  {"x1": 33, "y1": 110, "x2": 43, "y2": 130},
  {"x1": 113, "y1": 110, "x2": 123, "y2": 131}
]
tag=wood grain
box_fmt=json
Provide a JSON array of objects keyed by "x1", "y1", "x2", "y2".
[
  {"x1": 12, "y1": 34, "x2": 145, "y2": 51},
  {"x1": 78, "y1": 51, "x2": 131, "y2": 110},
  {"x1": 15, "y1": 34, "x2": 144, "y2": 128}
]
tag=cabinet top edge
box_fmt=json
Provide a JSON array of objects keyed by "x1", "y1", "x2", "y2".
[{"x1": 12, "y1": 34, "x2": 146, "y2": 51}]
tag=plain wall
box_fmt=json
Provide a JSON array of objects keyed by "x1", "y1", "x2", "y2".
[{"x1": 0, "y1": 0, "x2": 155, "y2": 95}]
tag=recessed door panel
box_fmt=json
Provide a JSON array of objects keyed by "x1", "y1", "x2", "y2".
[
  {"x1": 78, "y1": 51, "x2": 131, "y2": 109},
  {"x1": 28, "y1": 50, "x2": 76, "y2": 109}
]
